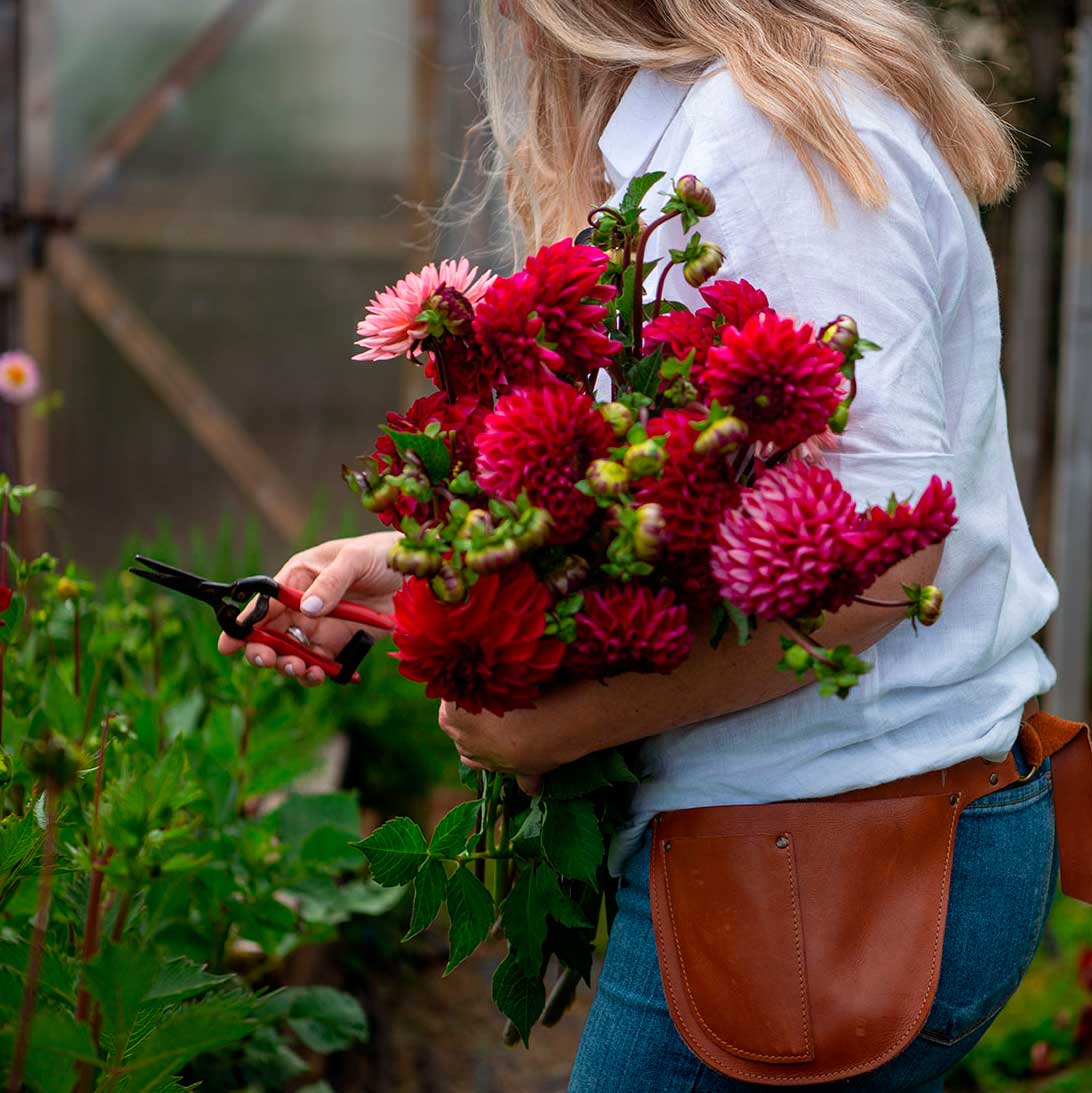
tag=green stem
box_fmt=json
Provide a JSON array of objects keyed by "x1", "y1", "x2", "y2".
[
  {"x1": 853, "y1": 594, "x2": 912, "y2": 609},
  {"x1": 72, "y1": 599, "x2": 81, "y2": 697}
]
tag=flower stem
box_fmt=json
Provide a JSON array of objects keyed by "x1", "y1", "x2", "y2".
[
  {"x1": 7, "y1": 782, "x2": 59, "y2": 1093},
  {"x1": 631, "y1": 211, "x2": 681, "y2": 357},
  {"x1": 652, "y1": 260, "x2": 677, "y2": 319},
  {"x1": 1, "y1": 491, "x2": 9, "y2": 588},
  {"x1": 72, "y1": 599, "x2": 81, "y2": 697},
  {"x1": 782, "y1": 621, "x2": 837, "y2": 670},
  {"x1": 852, "y1": 594, "x2": 913, "y2": 609}
]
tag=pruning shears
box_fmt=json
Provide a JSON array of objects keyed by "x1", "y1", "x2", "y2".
[{"x1": 128, "y1": 554, "x2": 396, "y2": 684}]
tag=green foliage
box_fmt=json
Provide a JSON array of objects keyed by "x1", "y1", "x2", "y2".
[{"x1": 0, "y1": 502, "x2": 444, "y2": 1090}]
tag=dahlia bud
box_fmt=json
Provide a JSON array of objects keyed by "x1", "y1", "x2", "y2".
[
  {"x1": 915, "y1": 585, "x2": 944, "y2": 626},
  {"x1": 544, "y1": 554, "x2": 590, "y2": 598},
  {"x1": 387, "y1": 542, "x2": 443, "y2": 579},
  {"x1": 360, "y1": 480, "x2": 399, "y2": 513},
  {"x1": 795, "y1": 612, "x2": 825, "y2": 636},
  {"x1": 694, "y1": 415, "x2": 749, "y2": 456},
  {"x1": 465, "y1": 538, "x2": 522, "y2": 575},
  {"x1": 633, "y1": 503, "x2": 667, "y2": 562},
  {"x1": 662, "y1": 375, "x2": 699, "y2": 407},
  {"x1": 624, "y1": 439, "x2": 665, "y2": 478},
  {"x1": 458, "y1": 508, "x2": 494, "y2": 542},
  {"x1": 600, "y1": 401, "x2": 635, "y2": 438},
  {"x1": 828, "y1": 403, "x2": 850, "y2": 434},
  {"x1": 23, "y1": 733, "x2": 84, "y2": 792},
  {"x1": 431, "y1": 563, "x2": 466, "y2": 603},
  {"x1": 819, "y1": 314, "x2": 859, "y2": 358},
  {"x1": 513, "y1": 508, "x2": 552, "y2": 551},
  {"x1": 783, "y1": 644, "x2": 812, "y2": 673},
  {"x1": 674, "y1": 174, "x2": 716, "y2": 217},
  {"x1": 422, "y1": 285, "x2": 475, "y2": 338},
  {"x1": 358, "y1": 455, "x2": 382, "y2": 489},
  {"x1": 683, "y1": 243, "x2": 725, "y2": 288},
  {"x1": 0, "y1": 747, "x2": 12, "y2": 789},
  {"x1": 391, "y1": 465, "x2": 431, "y2": 501},
  {"x1": 55, "y1": 576, "x2": 80, "y2": 601},
  {"x1": 586, "y1": 459, "x2": 630, "y2": 497}
]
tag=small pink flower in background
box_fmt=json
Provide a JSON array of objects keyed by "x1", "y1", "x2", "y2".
[
  {"x1": 353, "y1": 258, "x2": 495, "y2": 361},
  {"x1": 0, "y1": 351, "x2": 41, "y2": 405}
]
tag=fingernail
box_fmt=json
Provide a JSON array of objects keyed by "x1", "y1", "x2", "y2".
[
  {"x1": 306, "y1": 668, "x2": 324, "y2": 683},
  {"x1": 301, "y1": 595, "x2": 324, "y2": 615},
  {"x1": 284, "y1": 663, "x2": 295, "y2": 676}
]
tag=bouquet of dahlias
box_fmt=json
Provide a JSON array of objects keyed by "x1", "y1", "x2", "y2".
[{"x1": 349, "y1": 172, "x2": 956, "y2": 1044}]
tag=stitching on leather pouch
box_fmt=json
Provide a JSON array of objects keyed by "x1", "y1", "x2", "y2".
[
  {"x1": 659, "y1": 836, "x2": 813, "y2": 1063},
  {"x1": 655, "y1": 804, "x2": 961, "y2": 1083}
]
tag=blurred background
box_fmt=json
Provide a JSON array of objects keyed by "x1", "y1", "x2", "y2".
[{"x1": 0, "y1": 1, "x2": 1090, "y2": 1089}]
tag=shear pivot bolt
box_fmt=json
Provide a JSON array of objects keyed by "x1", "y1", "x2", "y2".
[
  {"x1": 989, "y1": 772, "x2": 999, "y2": 785},
  {"x1": 776, "y1": 836, "x2": 789, "y2": 849},
  {"x1": 949, "y1": 794, "x2": 959, "y2": 805}
]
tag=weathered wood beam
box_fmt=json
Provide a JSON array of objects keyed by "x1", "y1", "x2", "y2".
[
  {"x1": 1047, "y1": 0, "x2": 1092, "y2": 717},
  {"x1": 49, "y1": 236, "x2": 308, "y2": 542},
  {"x1": 59, "y1": 0, "x2": 270, "y2": 218}
]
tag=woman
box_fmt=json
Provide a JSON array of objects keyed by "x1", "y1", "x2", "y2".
[{"x1": 220, "y1": 2, "x2": 1060, "y2": 1089}]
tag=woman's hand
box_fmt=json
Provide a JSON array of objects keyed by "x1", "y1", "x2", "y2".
[
  {"x1": 217, "y1": 532, "x2": 403, "y2": 685},
  {"x1": 438, "y1": 701, "x2": 563, "y2": 796}
]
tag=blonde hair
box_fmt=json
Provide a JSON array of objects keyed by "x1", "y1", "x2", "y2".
[{"x1": 473, "y1": 0, "x2": 1020, "y2": 253}]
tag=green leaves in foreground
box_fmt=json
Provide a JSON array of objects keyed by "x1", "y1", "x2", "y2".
[
  {"x1": 492, "y1": 952, "x2": 547, "y2": 1048},
  {"x1": 355, "y1": 816, "x2": 427, "y2": 886}
]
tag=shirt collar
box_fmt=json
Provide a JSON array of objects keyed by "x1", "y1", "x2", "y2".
[{"x1": 598, "y1": 67, "x2": 691, "y2": 192}]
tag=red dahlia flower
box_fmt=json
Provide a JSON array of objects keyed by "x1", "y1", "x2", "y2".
[
  {"x1": 642, "y1": 310, "x2": 720, "y2": 378},
  {"x1": 698, "y1": 279, "x2": 770, "y2": 329},
  {"x1": 473, "y1": 239, "x2": 619, "y2": 387},
  {"x1": 844, "y1": 476, "x2": 957, "y2": 579},
  {"x1": 372, "y1": 392, "x2": 490, "y2": 528},
  {"x1": 712, "y1": 462, "x2": 871, "y2": 621},
  {"x1": 635, "y1": 408, "x2": 739, "y2": 605},
  {"x1": 392, "y1": 565, "x2": 564, "y2": 716},
  {"x1": 564, "y1": 585, "x2": 692, "y2": 680},
  {"x1": 475, "y1": 384, "x2": 615, "y2": 544},
  {"x1": 703, "y1": 311, "x2": 845, "y2": 450}
]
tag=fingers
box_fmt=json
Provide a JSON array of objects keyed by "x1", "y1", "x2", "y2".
[
  {"x1": 298, "y1": 541, "x2": 377, "y2": 619},
  {"x1": 516, "y1": 773, "x2": 543, "y2": 797}
]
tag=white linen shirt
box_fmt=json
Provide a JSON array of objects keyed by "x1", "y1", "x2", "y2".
[{"x1": 600, "y1": 65, "x2": 1059, "y2": 876}]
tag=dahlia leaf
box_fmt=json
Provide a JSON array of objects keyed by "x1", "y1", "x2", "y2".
[
  {"x1": 537, "y1": 865, "x2": 593, "y2": 930},
  {"x1": 428, "y1": 799, "x2": 483, "y2": 859},
  {"x1": 541, "y1": 799, "x2": 603, "y2": 885},
  {"x1": 712, "y1": 601, "x2": 752, "y2": 649},
  {"x1": 510, "y1": 797, "x2": 545, "y2": 856},
  {"x1": 492, "y1": 949, "x2": 546, "y2": 1048},
  {"x1": 380, "y1": 427, "x2": 451, "y2": 483},
  {"x1": 501, "y1": 864, "x2": 550, "y2": 976},
  {"x1": 625, "y1": 344, "x2": 664, "y2": 400},
  {"x1": 542, "y1": 754, "x2": 611, "y2": 800},
  {"x1": 403, "y1": 857, "x2": 447, "y2": 941},
  {"x1": 620, "y1": 170, "x2": 665, "y2": 219},
  {"x1": 355, "y1": 816, "x2": 427, "y2": 887},
  {"x1": 600, "y1": 748, "x2": 640, "y2": 785},
  {"x1": 444, "y1": 866, "x2": 495, "y2": 975},
  {"x1": 546, "y1": 920, "x2": 596, "y2": 987}
]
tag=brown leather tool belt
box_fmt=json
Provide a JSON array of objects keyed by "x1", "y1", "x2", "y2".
[{"x1": 649, "y1": 698, "x2": 1092, "y2": 1086}]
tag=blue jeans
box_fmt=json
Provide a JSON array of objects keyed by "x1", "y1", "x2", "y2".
[{"x1": 571, "y1": 752, "x2": 1057, "y2": 1092}]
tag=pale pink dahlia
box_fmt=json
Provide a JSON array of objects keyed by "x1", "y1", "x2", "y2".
[
  {"x1": 712, "y1": 462, "x2": 870, "y2": 621},
  {"x1": 474, "y1": 383, "x2": 615, "y2": 544},
  {"x1": 703, "y1": 312, "x2": 844, "y2": 450},
  {"x1": 353, "y1": 258, "x2": 495, "y2": 361},
  {"x1": 473, "y1": 239, "x2": 619, "y2": 387},
  {"x1": 635, "y1": 408, "x2": 739, "y2": 605},
  {"x1": 844, "y1": 476, "x2": 957, "y2": 580},
  {"x1": 563, "y1": 585, "x2": 692, "y2": 680},
  {"x1": 0, "y1": 351, "x2": 40, "y2": 405}
]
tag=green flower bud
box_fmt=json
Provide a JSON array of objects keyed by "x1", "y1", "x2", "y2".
[
  {"x1": 683, "y1": 242, "x2": 725, "y2": 288},
  {"x1": 623, "y1": 439, "x2": 665, "y2": 478},
  {"x1": 360, "y1": 480, "x2": 399, "y2": 513},
  {"x1": 458, "y1": 508, "x2": 494, "y2": 542},
  {"x1": 662, "y1": 376, "x2": 699, "y2": 407},
  {"x1": 0, "y1": 747, "x2": 13, "y2": 789},
  {"x1": 828, "y1": 403, "x2": 850, "y2": 434},
  {"x1": 794, "y1": 612, "x2": 825, "y2": 636},
  {"x1": 819, "y1": 314, "x2": 859, "y2": 357},
  {"x1": 431, "y1": 564, "x2": 465, "y2": 604},
  {"x1": 513, "y1": 508, "x2": 552, "y2": 551},
  {"x1": 600, "y1": 402, "x2": 635, "y2": 438},
  {"x1": 387, "y1": 542, "x2": 443, "y2": 579},
  {"x1": 23, "y1": 734, "x2": 84, "y2": 792},
  {"x1": 586, "y1": 459, "x2": 630, "y2": 497},
  {"x1": 55, "y1": 577, "x2": 80, "y2": 602},
  {"x1": 783, "y1": 644, "x2": 812, "y2": 673},
  {"x1": 674, "y1": 174, "x2": 716, "y2": 217},
  {"x1": 465, "y1": 539, "x2": 522, "y2": 575},
  {"x1": 916, "y1": 585, "x2": 944, "y2": 627},
  {"x1": 633, "y1": 503, "x2": 667, "y2": 562},
  {"x1": 694, "y1": 415, "x2": 749, "y2": 456}
]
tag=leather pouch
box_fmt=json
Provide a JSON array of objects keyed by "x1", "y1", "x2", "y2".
[{"x1": 649, "y1": 708, "x2": 1092, "y2": 1086}]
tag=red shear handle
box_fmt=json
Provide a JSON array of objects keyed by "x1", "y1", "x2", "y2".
[
  {"x1": 250, "y1": 625, "x2": 362, "y2": 683},
  {"x1": 275, "y1": 585, "x2": 396, "y2": 631}
]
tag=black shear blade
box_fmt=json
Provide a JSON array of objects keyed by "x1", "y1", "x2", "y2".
[{"x1": 129, "y1": 554, "x2": 226, "y2": 605}]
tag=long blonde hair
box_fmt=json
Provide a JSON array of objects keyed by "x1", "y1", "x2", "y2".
[{"x1": 474, "y1": 0, "x2": 1020, "y2": 253}]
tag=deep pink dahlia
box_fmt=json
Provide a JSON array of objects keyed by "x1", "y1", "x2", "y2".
[
  {"x1": 712, "y1": 461, "x2": 870, "y2": 621},
  {"x1": 392, "y1": 565, "x2": 564, "y2": 716},
  {"x1": 473, "y1": 240, "x2": 619, "y2": 387},
  {"x1": 372, "y1": 392, "x2": 491, "y2": 528},
  {"x1": 698, "y1": 279, "x2": 771, "y2": 330},
  {"x1": 635, "y1": 408, "x2": 739, "y2": 605},
  {"x1": 564, "y1": 585, "x2": 692, "y2": 680},
  {"x1": 642, "y1": 310, "x2": 719, "y2": 375},
  {"x1": 844, "y1": 476, "x2": 957, "y2": 582},
  {"x1": 475, "y1": 384, "x2": 615, "y2": 544},
  {"x1": 354, "y1": 258, "x2": 495, "y2": 361},
  {"x1": 703, "y1": 311, "x2": 845, "y2": 450}
]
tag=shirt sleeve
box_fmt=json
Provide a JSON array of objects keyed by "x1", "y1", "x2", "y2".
[{"x1": 661, "y1": 70, "x2": 960, "y2": 509}]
